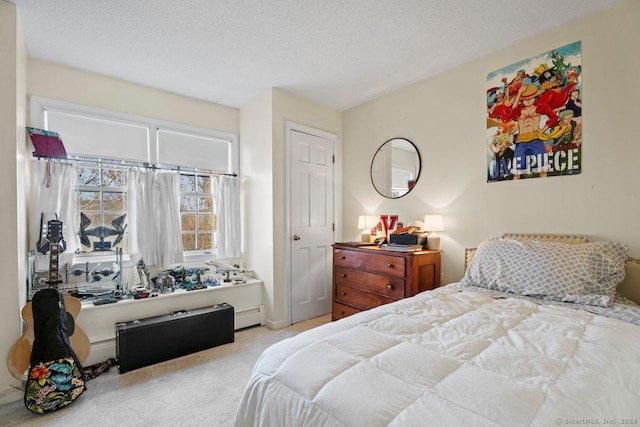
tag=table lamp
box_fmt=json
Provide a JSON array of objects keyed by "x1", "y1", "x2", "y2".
[
  {"x1": 358, "y1": 215, "x2": 377, "y2": 242},
  {"x1": 424, "y1": 215, "x2": 444, "y2": 250}
]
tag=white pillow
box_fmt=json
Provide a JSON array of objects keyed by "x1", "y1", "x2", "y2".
[{"x1": 461, "y1": 238, "x2": 628, "y2": 307}]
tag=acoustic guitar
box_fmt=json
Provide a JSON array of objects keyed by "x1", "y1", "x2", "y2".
[{"x1": 7, "y1": 219, "x2": 90, "y2": 381}]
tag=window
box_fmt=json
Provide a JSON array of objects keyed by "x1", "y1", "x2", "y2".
[
  {"x1": 76, "y1": 159, "x2": 129, "y2": 252},
  {"x1": 31, "y1": 96, "x2": 238, "y2": 258},
  {"x1": 180, "y1": 173, "x2": 217, "y2": 252}
]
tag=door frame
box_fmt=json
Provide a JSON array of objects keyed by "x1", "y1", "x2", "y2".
[{"x1": 285, "y1": 121, "x2": 340, "y2": 326}]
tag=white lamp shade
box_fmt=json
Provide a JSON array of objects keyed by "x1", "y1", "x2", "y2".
[
  {"x1": 423, "y1": 215, "x2": 444, "y2": 232},
  {"x1": 358, "y1": 215, "x2": 378, "y2": 229}
]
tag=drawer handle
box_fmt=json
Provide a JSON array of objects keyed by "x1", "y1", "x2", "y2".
[
  {"x1": 341, "y1": 273, "x2": 346, "y2": 278},
  {"x1": 340, "y1": 256, "x2": 345, "y2": 260},
  {"x1": 387, "y1": 263, "x2": 393, "y2": 268},
  {"x1": 387, "y1": 284, "x2": 393, "y2": 290},
  {"x1": 342, "y1": 292, "x2": 347, "y2": 297}
]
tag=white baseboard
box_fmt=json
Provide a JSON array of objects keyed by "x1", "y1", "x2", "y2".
[
  {"x1": 264, "y1": 318, "x2": 289, "y2": 330},
  {"x1": 84, "y1": 305, "x2": 266, "y2": 366},
  {"x1": 84, "y1": 339, "x2": 117, "y2": 366},
  {"x1": 235, "y1": 304, "x2": 265, "y2": 329}
]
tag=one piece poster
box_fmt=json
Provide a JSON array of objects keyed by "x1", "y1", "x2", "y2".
[{"x1": 486, "y1": 41, "x2": 582, "y2": 182}]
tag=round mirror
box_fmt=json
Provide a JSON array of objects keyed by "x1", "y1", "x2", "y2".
[{"x1": 370, "y1": 138, "x2": 421, "y2": 198}]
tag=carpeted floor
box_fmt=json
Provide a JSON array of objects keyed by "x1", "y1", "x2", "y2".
[{"x1": 0, "y1": 314, "x2": 330, "y2": 427}]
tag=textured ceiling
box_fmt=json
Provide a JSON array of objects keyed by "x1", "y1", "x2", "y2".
[{"x1": 10, "y1": 0, "x2": 623, "y2": 111}]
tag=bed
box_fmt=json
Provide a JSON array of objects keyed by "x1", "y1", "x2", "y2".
[{"x1": 235, "y1": 234, "x2": 640, "y2": 427}]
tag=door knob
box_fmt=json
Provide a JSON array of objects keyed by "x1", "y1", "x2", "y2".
[{"x1": 293, "y1": 234, "x2": 301, "y2": 240}]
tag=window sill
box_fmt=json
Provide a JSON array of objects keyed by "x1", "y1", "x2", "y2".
[{"x1": 80, "y1": 278, "x2": 260, "y2": 310}]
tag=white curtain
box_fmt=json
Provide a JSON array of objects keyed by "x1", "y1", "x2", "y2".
[
  {"x1": 214, "y1": 175, "x2": 241, "y2": 259},
  {"x1": 29, "y1": 160, "x2": 80, "y2": 254},
  {"x1": 128, "y1": 169, "x2": 184, "y2": 267}
]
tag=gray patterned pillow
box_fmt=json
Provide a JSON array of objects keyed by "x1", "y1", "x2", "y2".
[{"x1": 461, "y1": 238, "x2": 628, "y2": 307}]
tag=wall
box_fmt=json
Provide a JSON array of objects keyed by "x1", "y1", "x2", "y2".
[
  {"x1": 27, "y1": 58, "x2": 239, "y2": 134},
  {"x1": 241, "y1": 88, "x2": 342, "y2": 328},
  {"x1": 0, "y1": 0, "x2": 27, "y2": 404},
  {"x1": 341, "y1": 0, "x2": 640, "y2": 286},
  {"x1": 239, "y1": 90, "x2": 274, "y2": 320}
]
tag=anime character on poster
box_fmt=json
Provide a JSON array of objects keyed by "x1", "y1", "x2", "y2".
[{"x1": 486, "y1": 41, "x2": 583, "y2": 182}]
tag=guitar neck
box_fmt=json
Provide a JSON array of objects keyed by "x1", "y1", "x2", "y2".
[{"x1": 48, "y1": 243, "x2": 62, "y2": 289}]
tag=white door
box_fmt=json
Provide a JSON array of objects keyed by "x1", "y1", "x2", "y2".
[{"x1": 288, "y1": 125, "x2": 335, "y2": 324}]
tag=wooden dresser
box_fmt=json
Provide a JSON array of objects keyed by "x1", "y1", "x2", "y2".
[{"x1": 332, "y1": 243, "x2": 441, "y2": 320}]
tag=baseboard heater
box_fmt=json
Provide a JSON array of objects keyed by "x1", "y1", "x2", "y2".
[{"x1": 116, "y1": 303, "x2": 234, "y2": 374}]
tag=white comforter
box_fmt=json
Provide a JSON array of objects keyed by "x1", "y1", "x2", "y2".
[{"x1": 235, "y1": 286, "x2": 640, "y2": 427}]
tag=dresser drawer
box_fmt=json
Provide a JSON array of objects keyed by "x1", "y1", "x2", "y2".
[
  {"x1": 335, "y1": 284, "x2": 396, "y2": 311},
  {"x1": 334, "y1": 267, "x2": 404, "y2": 299},
  {"x1": 333, "y1": 249, "x2": 405, "y2": 278},
  {"x1": 332, "y1": 301, "x2": 361, "y2": 320}
]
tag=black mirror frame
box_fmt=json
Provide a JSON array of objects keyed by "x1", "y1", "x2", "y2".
[{"x1": 370, "y1": 138, "x2": 421, "y2": 199}]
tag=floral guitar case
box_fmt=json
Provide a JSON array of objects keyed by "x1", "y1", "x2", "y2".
[{"x1": 24, "y1": 288, "x2": 86, "y2": 413}]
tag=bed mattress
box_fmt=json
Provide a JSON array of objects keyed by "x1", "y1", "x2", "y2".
[{"x1": 235, "y1": 285, "x2": 640, "y2": 427}]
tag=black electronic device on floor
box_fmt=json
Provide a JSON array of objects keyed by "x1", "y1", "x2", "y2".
[{"x1": 115, "y1": 303, "x2": 234, "y2": 374}]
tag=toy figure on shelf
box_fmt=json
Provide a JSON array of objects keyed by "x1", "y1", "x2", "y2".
[
  {"x1": 79, "y1": 212, "x2": 126, "y2": 251},
  {"x1": 154, "y1": 272, "x2": 176, "y2": 293},
  {"x1": 136, "y1": 258, "x2": 151, "y2": 289}
]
